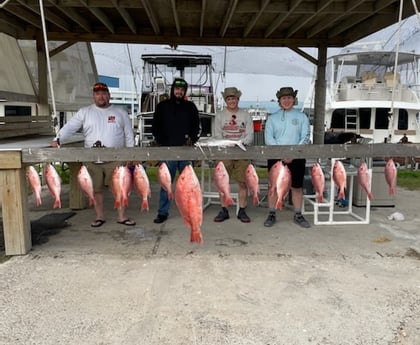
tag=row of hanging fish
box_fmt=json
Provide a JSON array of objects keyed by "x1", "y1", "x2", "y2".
[
  {"x1": 27, "y1": 164, "x2": 62, "y2": 208},
  {"x1": 310, "y1": 158, "x2": 398, "y2": 203}
]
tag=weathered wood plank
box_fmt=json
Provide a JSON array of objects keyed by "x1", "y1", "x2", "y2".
[
  {"x1": 0, "y1": 150, "x2": 22, "y2": 169},
  {"x1": 68, "y1": 162, "x2": 87, "y2": 210},
  {"x1": 0, "y1": 168, "x2": 31, "y2": 255},
  {"x1": 19, "y1": 143, "x2": 420, "y2": 164}
]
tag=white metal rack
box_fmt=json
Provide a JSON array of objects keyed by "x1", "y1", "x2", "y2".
[{"x1": 302, "y1": 158, "x2": 371, "y2": 225}]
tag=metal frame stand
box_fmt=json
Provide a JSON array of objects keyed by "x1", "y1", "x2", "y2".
[{"x1": 302, "y1": 158, "x2": 371, "y2": 225}]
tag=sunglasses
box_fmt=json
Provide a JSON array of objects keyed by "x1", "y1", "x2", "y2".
[
  {"x1": 93, "y1": 83, "x2": 109, "y2": 92},
  {"x1": 174, "y1": 80, "x2": 187, "y2": 87}
]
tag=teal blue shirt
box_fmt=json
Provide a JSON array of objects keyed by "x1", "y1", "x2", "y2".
[{"x1": 264, "y1": 107, "x2": 311, "y2": 145}]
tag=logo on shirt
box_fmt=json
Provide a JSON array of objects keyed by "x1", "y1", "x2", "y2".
[{"x1": 108, "y1": 115, "x2": 116, "y2": 123}]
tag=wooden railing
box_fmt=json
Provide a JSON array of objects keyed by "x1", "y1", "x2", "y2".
[
  {"x1": 2, "y1": 143, "x2": 420, "y2": 256},
  {"x1": 0, "y1": 116, "x2": 54, "y2": 139}
]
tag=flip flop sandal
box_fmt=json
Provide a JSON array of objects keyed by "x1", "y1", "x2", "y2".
[
  {"x1": 117, "y1": 219, "x2": 136, "y2": 226},
  {"x1": 91, "y1": 219, "x2": 106, "y2": 227}
]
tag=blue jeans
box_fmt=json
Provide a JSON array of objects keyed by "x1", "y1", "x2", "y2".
[{"x1": 157, "y1": 160, "x2": 191, "y2": 216}]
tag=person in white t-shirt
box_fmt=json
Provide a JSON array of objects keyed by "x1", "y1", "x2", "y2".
[{"x1": 51, "y1": 82, "x2": 135, "y2": 228}]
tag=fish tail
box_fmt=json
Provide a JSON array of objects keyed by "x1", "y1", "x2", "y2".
[
  {"x1": 275, "y1": 199, "x2": 283, "y2": 210},
  {"x1": 224, "y1": 196, "x2": 234, "y2": 206},
  {"x1": 36, "y1": 195, "x2": 42, "y2": 206},
  {"x1": 389, "y1": 187, "x2": 395, "y2": 195},
  {"x1": 368, "y1": 192, "x2": 373, "y2": 200},
  {"x1": 317, "y1": 194, "x2": 323, "y2": 203},
  {"x1": 141, "y1": 200, "x2": 149, "y2": 212},
  {"x1": 89, "y1": 197, "x2": 96, "y2": 206},
  {"x1": 253, "y1": 195, "x2": 259, "y2": 206},
  {"x1": 338, "y1": 188, "x2": 345, "y2": 200},
  {"x1": 190, "y1": 229, "x2": 203, "y2": 244},
  {"x1": 167, "y1": 191, "x2": 173, "y2": 200},
  {"x1": 53, "y1": 198, "x2": 61, "y2": 209},
  {"x1": 114, "y1": 199, "x2": 121, "y2": 209}
]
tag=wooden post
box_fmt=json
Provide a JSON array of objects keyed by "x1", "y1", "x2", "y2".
[{"x1": 0, "y1": 151, "x2": 31, "y2": 255}]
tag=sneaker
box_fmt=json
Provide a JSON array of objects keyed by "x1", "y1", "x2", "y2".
[
  {"x1": 153, "y1": 214, "x2": 168, "y2": 224},
  {"x1": 294, "y1": 213, "x2": 311, "y2": 228},
  {"x1": 214, "y1": 208, "x2": 229, "y2": 222},
  {"x1": 264, "y1": 213, "x2": 276, "y2": 227},
  {"x1": 237, "y1": 208, "x2": 251, "y2": 223}
]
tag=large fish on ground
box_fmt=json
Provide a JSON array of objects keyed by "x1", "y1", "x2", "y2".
[
  {"x1": 213, "y1": 161, "x2": 234, "y2": 207},
  {"x1": 77, "y1": 165, "x2": 96, "y2": 206},
  {"x1": 333, "y1": 160, "x2": 347, "y2": 200},
  {"x1": 133, "y1": 163, "x2": 151, "y2": 211},
  {"x1": 385, "y1": 158, "x2": 397, "y2": 195},
  {"x1": 275, "y1": 161, "x2": 291, "y2": 210},
  {"x1": 111, "y1": 165, "x2": 132, "y2": 209},
  {"x1": 311, "y1": 162, "x2": 325, "y2": 203},
  {"x1": 27, "y1": 165, "x2": 42, "y2": 206},
  {"x1": 175, "y1": 165, "x2": 203, "y2": 244},
  {"x1": 245, "y1": 163, "x2": 259, "y2": 205},
  {"x1": 357, "y1": 161, "x2": 373, "y2": 200},
  {"x1": 45, "y1": 163, "x2": 61, "y2": 208},
  {"x1": 157, "y1": 162, "x2": 173, "y2": 200}
]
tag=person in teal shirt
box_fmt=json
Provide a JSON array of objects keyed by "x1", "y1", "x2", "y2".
[{"x1": 264, "y1": 87, "x2": 311, "y2": 228}]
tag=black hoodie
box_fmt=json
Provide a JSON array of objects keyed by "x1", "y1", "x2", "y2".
[{"x1": 152, "y1": 78, "x2": 201, "y2": 146}]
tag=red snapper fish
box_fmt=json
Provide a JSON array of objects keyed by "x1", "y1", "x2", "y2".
[
  {"x1": 268, "y1": 160, "x2": 281, "y2": 197},
  {"x1": 111, "y1": 165, "x2": 132, "y2": 209},
  {"x1": 77, "y1": 165, "x2": 96, "y2": 206},
  {"x1": 133, "y1": 163, "x2": 151, "y2": 211},
  {"x1": 213, "y1": 161, "x2": 234, "y2": 207},
  {"x1": 45, "y1": 163, "x2": 61, "y2": 208},
  {"x1": 157, "y1": 162, "x2": 173, "y2": 199},
  {"x1": 27, "y1": 165, "x2": 42, "y2": 206},
  {"x1": 357, "y1": 161, "x2": 373, "y2": 200},
  {"x1": 245, "y1": 163, "x2": 260, "y2": 205},
  {"x1": 275, "y1": 161, "x2": 291, "y2": 210},
  {"x1": 175, "y1": 165, "x2": 203, "y2": 244},
  {"x1": 333, "y1": 160, "x2": 347, "y2": 200},
  {"x1": 311, "y1": 162, "x2": 325, "y2": 203},
  {"x1": 385, "y1": 158, "x2": 397, "y2": 195}
]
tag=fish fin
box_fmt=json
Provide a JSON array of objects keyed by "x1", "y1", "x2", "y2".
[
  {"x1": 253, "y1": 196, "x2": 259, "y2": 206},
  {"x1": 53, "y1": 199, "x2": 61, "y2": 209},
  {"x1": 190, "y1": 229, "x2": 203, "y2": 244},
  {"x1": 317, "y1": 194, "x2": 323, "y2": 203}
]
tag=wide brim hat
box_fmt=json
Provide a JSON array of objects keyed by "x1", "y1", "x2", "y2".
[
  {"x1": 276, "y1": 87, "x2": 298, "y2": 99},
  {"x1": 222, "y1": 87, "x2": 242, "y2": 100}
]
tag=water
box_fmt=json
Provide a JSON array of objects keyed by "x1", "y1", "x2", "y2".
[{"x1": 239, "y1": 100, "x2": 304, "y2": 115}]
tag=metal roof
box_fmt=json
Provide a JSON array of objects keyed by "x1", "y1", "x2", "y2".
[{"x1": 0, "y1": 0, "x2": 416, "y2": 48}]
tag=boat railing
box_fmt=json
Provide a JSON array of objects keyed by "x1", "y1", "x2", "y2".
[{"x1": 335, "y1": 80, "x2": 419, "y2": 103}]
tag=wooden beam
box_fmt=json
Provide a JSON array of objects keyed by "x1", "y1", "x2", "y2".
[
  {"x1": 79, "y1": 0, "x2": 115, "y2": 34},
  {"x1": 170, "y1": 0, "x2": 181, "y2": 36},
  {"x1": 264, "y1": 0, "x2": 304, "y2": 38},
  {"x1": 47, "y1": 0, "x2": 92, "y2": 33},
  {"x1": 19, "y1": 144, "x2": 420, "y2": 164},
  {"x1": 199, "y1": 0, "x2": 206, "y2": 37},
  {"x1": 110, "y1": 0, "x2": 137, "y2": 34},
  {"x1": 219, "y1": 0, "x2": 239, "y2": 37},
  {"x1": 141, "y1": 0, "x2": 160, "y2": 35},
  {"x1": 243, "y1": 0, "x2": 270, "y2": 38}
]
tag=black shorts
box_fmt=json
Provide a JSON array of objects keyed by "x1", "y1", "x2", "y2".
[{"x1": 267, "y1": 159, "x2": 306, "y2": 188}]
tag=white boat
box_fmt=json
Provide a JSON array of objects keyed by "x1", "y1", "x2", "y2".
[
  {"x1": 304, "y1": 49, "x2": 420, "y2": 144},
  {"x1": 136, "y1": 54, "x2": 216, "y2": 146}
]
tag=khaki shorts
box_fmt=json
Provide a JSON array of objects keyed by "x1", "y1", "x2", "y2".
[
  {"x1": 85, "y1": 161, "x2": 124, "y2": 193},
  {"x1": 221, "y1": 159, "x2": 251, "y2": 183}
]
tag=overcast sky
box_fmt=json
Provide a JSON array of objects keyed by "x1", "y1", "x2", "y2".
[{"x1": 93, "y1": 15, "x2": 419, "y2": 102}]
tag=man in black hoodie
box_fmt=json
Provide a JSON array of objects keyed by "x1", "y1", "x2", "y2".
[{"x1": 152, "y1": 77, "x2": 201, "y2": 223}]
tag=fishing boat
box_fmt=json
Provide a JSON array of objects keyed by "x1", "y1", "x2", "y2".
[
  {"x1": 304, "y1": 49, "x2": 420, "y2": 144},
  {"x1": 136, "y1": 54, "x2": 216, "y2": 146}
]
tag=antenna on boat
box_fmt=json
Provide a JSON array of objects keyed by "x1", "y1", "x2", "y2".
[{"x1": 387, "y1": 0, "x2": 405, "y2": 143}]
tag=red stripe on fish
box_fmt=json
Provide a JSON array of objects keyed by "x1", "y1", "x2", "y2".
[
  {"x1": 245, "y1": 163, "x2": 260, "y2": 205},
  {"x1": 27, "y1": 165, "x2": 42, "y2": 206},
  {"x1": 333, "y1": 160, "x2": 347, "y2": 200},
  {"x1": 45, "y1": 163, "x2": 61, "y2": 208},
  {"x1": 357, "y1": 161, "x2": 373, "y2": 200},
  {"x1": 175, "y1": 165, "x2": 203, "y2": 244},
  {"x1": 385, "y1": 158, "x2": 397, "y2": 195},
  {"x1": 311, "y1": 162, "x2": 325, "y2": 203},
  {"x1": 77, "y1": 165, "x2": 96, "y2": 206},
  {"x1": 213, "y1": 161, "x2": 234, "y2": 207},
  {"x1": 133, "y1": 163, "x2": 151, "y2": 211}
]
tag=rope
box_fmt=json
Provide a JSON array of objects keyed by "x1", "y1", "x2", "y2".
[{"x1": 39, "y1": 0, "x2": 58, "y2": 135}]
